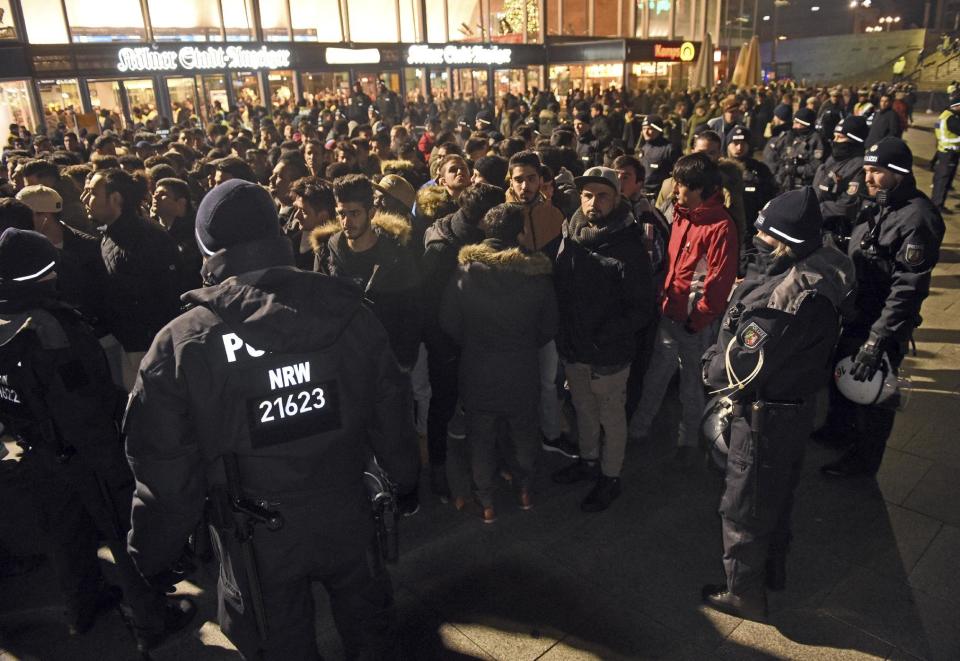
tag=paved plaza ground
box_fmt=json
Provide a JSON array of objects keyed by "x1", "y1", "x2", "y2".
[{"x1": 2, "y1": 114, "x2": 959, "y2": 660}]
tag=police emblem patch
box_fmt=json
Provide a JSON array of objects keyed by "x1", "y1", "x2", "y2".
[
  {"x1": 847, "y1": 181, "x2": 859, "y2": 196},
  {"x1": 904, "y1": 243, "x2": 925, "y2": 266},
  {"x1": 739, "y1": 322, "x2": 768, "y2": 350}
]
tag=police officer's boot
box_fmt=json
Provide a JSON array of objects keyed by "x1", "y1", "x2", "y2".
[
  {"x1": 701, "y1": 583, "x2": 768, "y2": 622},
  {"x1": 765, "y1": 553, "x2": 787, "y2": 592},
  {"x1": 129, "y1": 597, "x2": 197, "y2": 654}
]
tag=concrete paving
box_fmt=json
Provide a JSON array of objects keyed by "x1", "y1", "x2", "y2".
[{"x1": 2, "y1": 112, "x2": 960, "y2": 660}]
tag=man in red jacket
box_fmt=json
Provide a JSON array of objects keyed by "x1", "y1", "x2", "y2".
[{"x1": 628, "y1": 153, "x2": 738, "y2": 468}]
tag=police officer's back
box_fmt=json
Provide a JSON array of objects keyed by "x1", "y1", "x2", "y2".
[
  {"x1": 123, "y1": 180, "x2": 420, "y2": 659},
  {"x1": 812, "y1": 115, "x2": 869, "y2": 241},
  {"x1": 0, "y1": 229, "x2": 194, "y2": 651}
]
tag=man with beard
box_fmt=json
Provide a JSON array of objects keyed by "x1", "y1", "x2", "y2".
[
  {"x1": 552, "y1": 167, "x2": 655, "y2": 512},
  {"x1": 812, "y1": 115, "x2": 869, "y2": 242},
  {"x1": 269, "y1": 151, "x2": 309, "y2": 231}
]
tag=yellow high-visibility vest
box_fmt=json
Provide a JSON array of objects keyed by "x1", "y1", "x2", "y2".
[{"x1": 937, "y1": 109, "x2": 960, "y2": 152}]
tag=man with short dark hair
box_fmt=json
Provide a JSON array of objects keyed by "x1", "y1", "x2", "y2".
[
  {"x1": 472, "y1": 155, "x2": 507, "y2": 188},
  {"x1": 552, "y1": 167, "x2": 655, "y2": 512},
  {"x1": 213, "y1": 156, "x2": 257, "y2": 186},
  {"x1": 151, "y1": 177, "x2": 201, "y2": 290},
  {"x1": 288, "y1": 176, "x2": 335, "y2": 269},
  {"x1": 441, "y1": 203, "x2": 558, "y2": 522},
  {"x1": 20, "y1": 158, "x2": 91, "y2": 232},
  {"x1": 628, "y1": 153, "x2": 738, "y2": 469},
  {"x1": 269, "y1": 152, "x2": 310, "y2": 229}
]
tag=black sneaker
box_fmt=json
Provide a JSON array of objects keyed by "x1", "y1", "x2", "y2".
[
  {"x1": 580, "y1": 475, "x2": 621, "y2": 512},
  {"x1": 701, "y1": 583, "x2": 767, "y2": 622},
  {"x1": 133, "y1": 597, "x2": 197, "y2": 653},
  {"x1": 551, "y1": 459, "x2": 599, "y2": 485},
  {"x1": 541, "y1": 434, "x2": 579, "y2": 459}
]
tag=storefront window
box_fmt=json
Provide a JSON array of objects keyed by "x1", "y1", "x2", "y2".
[
  {"x1": 0, "y1": 0, "x2": 17, "y2": 39},
  {"x1": 167, "y1": 78, "x2": 199, "y2": 125},
  {"x1": 87, "y1": 81, "x2": 124, "y2": 130},
  {"x1": 453, "y1": 69, "x2": 488, "y2": 100},
  {"x1": 428, "y1": 70, "x2": 449, "y2": 101},
  {"x1": 149, "y1": 0, "x2": 222, "y2": 41},
  {"x1": 448, "y1": 0, "x2": 483, "y2": 42},
  {"x1": 347, "y1": 0, "x2": 398, "y2": 42},
  {"x1": 222, "y1": 0, "x2": 255, "y2": 41},
  {"x1": 125, "y1": 80, "x2": 158, "y2": 125},
  {"x1": 258, "y1": 0, "x2": 290, "y2": 41},
  {"x1": 198, "y1": 74, "x2": 229, "y2": 121},
  {"x1": 583, "y1": 62, "x2": 623, "y2": 93},
  {"x1": 547, "y1": 0, "x2": 559, "y2": 36},
  {"x1": 268, "y1": 70, "x2": 295, "y2": 111},
  {"x1": 631, "y1": 61, "x2": 672, "y2": 88},
  {"x1": 290, "y1": 0, "x2": 342, "y2": 42},
  {"x1": 403, "y1": 68, "x2": 422, "y2": 103},
  {"x1": 355, "y1": 72, "x2": 402, "y2": 104},
  {"x1": 489, "y1": 0, "x2": 539, "y2": 43},
  {"x1": 37, "y1": 79, "x2": 83, "y2": 134},
  {"x1": 674, "y1": 0, "x2": 694, "y2": 40},
  {"x1": 302, "y1": 72, "x2": 349, "y2": 106},
  {"x1": 648, "y1": 0, "x2": 672, "y2": 38},
  {"x1": 399, "y1": 0, "x2": 423, "y2": 42},
  {"x1": 494, "y1": 69, "x2": 527, "y2": 97},
  {"x1": 549, "y1": 64, "x2": 583, "y2": 96},
  {"x1": 20, "y1": 0, "x2": 69, "y2": 44},
  {"x1": 64, "y1": 0, "x2": 146, "y2": 42},
  {"x1": 232, "y1": 72, "x2": 262, "y2": 108},
  {"x1": 560, "y1": 0, "x2": 588, "y2": 36},
  {"x1": 526, "y1": 65, "x2": 541, "y2": 91},
  {"x1": 0, "y1": 80, "x2": 38, "y2": 146}
]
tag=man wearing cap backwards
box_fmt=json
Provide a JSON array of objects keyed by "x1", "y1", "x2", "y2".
[
  {"x1": 700, "y1": 188, "x2": 856, "y2": 621},
  {"x1": 773, "y1": 107, "x2": 828, "y2": 192},
  {"x1": 637, "y1": 114, "x2": 679, "y2": 199},
  {"x1": 930, "y1": 94, "x2": 960, "y2": 213},
  {"x1": 820, "y1": 137, "x2": 945, "y2": 478},
  {"x1": 124, "y1": 179, "x2": 420, "y2": 659},
  {"x1": 727, "y1": 126, "x2": 777, "y2": 270},
  {"x1": 812, "y1": 115, "x2": 870, "y2": 240},
  {"x1": 552, "y1": 166, "x2": 655, "y2": 512},
  {"x1": 0, "y1": 229, "x2": 196, "y2": 650}
]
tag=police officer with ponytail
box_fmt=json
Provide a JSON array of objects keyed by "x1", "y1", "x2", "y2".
[
  {"x1": 700, "y1": 189, "x2": 855, "y2": 621},
  {"x1": 124, "y1": 180, "x2": 420, "y2": 659}
]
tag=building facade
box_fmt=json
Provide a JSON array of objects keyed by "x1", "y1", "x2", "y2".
[{"x1": 0, "y1": 0, "x2": 718, "y2": 144}]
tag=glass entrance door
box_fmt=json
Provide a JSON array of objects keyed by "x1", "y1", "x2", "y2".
[
  {"x1": 167, "y1": 77, "x2": 199, "y2": 127},
  {"x1": 198, "y1": 74, "x2": 229, "y2": 123}
]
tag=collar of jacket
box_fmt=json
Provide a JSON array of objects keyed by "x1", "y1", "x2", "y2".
[
  {"x1": 565, "y1": 198, "x2": 635, "y2": 246},
  {"x1": 506, "y1": 188, "x2": 547, "y2": 207},
  {"x1": 308, "y1": 211, "x2": 411, "y2": 255},
  {"x1": 877, "y1": 174, "x2": 921, "y2": 209},
  {"x1": 457, "y1": 239, "x2": 552, "y2": 275},
  {"x1": 200, "y1": 235, "x2": 294, "y2": 286},
  {"x1": 673, "y1": 191, "x2": 728, "y2": 226},
  {"x1": 101, "y1": 211, "x2": 141, "y2": 242}
]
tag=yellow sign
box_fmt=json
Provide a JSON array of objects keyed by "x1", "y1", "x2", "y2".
[{"x1": 680, "y1": 42, "x2": 696, "y2": 62}]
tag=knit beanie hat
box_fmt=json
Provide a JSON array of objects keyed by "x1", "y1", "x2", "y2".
[
  {"x1": 793, "y1": 108, "x2": 816, "y2": 128},
  {"x1": 863, "y1": 136, "x2": 913, "y2": 174},
  {"x1": 754, "y1": 187, "x2": 823, "y2": 259},
  {"x1": 833, "y1": 115, "x2": 869, "y2": 144},
  {"x1": 642, "y1": 115, "x2": 665, "y2": 132},
  {"x1": 195, "y1": 179, "x2": 280, "y2": 256},
  {"x1": 0, "y1": 229, "x2": 58, "y2": 284},
  {"x1": 773, "y1": 104, "x2": 793, "y2": 122}
]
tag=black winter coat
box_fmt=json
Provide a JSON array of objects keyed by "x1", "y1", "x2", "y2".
[
  {"x1": 311, "y1": 213, "x2": 421, "y2": 369},
  {"x1": 554, "y1": 201, "x2": 655, "y2": 367},
  {"x1": 865, "y1": 108, "x2": 903, "y2": 147},
  {"x1": 100, "y1": 212, "x2": 183, "y2": 352},
  {"x1": 124, "y1": 237, "x2": 419, "y2": 581},
  {"x1": 638, "y1": 136, "x2": 679, "y2": 197},
  {"x1": 441, "y1": 240, "x2": 558, "y2": 412}
]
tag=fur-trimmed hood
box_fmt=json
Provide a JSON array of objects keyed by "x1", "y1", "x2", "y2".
[
  {"x1": 415, "y1": 185, "x2": 456, "y2": 223},
  {"x1": 308, "y1": 211, "x2": 412, "y2": 253},
  {"x1": 718, "y1": 157, "x2": 744, "y2": 188},
  {"x1": 458, "y1": 241, "x2": 553, "y2": 276}
]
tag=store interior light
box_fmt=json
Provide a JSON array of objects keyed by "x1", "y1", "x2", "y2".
[
  {"x1": 778, "y1": 35, "x2": 787, "y2": 40},
  {"x1": 713, "y1": 49, "x2": 722, "y2": 63},
  {"x1": 763, "y1": 15, "x2": 770, "y2": 21},
  {"x1": 849, "y1": 0, "x2": 857, "y2": 6},
  {"x1": 811, "y1": 6, "x2": 820, "y2": 11}
]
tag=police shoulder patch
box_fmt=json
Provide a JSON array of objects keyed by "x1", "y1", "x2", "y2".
[
  {"x1": 904, "y1": 243, "x2": 926, "y2": 267},
  {"x1": 847, "y1": 180, "x2": 860, "y2": 196},
  {"x1": 739, "y1": 321, "x2": 768, "y2": 351}
]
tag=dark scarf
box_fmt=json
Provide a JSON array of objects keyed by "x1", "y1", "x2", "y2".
[{"x1": 567, "y1": 200, "x2": 633, "y2": 248}]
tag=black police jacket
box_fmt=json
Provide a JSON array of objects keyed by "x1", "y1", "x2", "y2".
[
  {"x1": 639, "y1": 136, "x2": 679, "y2": 196},
  {"x1": 702, "y1": 245, "x2": 855, "y2": 403},
  {"x1": 847, "y1": 177, "x2": 946, "y2": 343},
  {"x1": 813, "y1": 153, "x2": 865, "y2": 239},
  {"x1": 123, "y1": 237, "x2": 420, "y2": 578},
  {"x1": 775, "y1": 130, "x2": 828, "y2": 191}
]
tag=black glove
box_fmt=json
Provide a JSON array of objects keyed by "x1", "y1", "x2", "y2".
[{"x1": 851, "y1": 336, "x2": 885, "y2": 382}]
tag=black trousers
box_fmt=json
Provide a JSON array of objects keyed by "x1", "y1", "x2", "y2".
[
  {"x1": 931, "y1": 150, "x2": 959, "y2": 208},
  {"x1": 25, "y1": 449, "x2": 163, "y2": 630},
  {"x1": 465, "y1": 406, "x2": 539, "y2": 507},
  {"x1": 719, "y1": 403, "x2": 811, "y2": 595},
  {"x1": 425, "y1": 342, "x2": 460, "y2": 467}
]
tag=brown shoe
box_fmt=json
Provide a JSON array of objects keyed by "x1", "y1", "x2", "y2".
[
  {"x1": 518, "y1": 488, "x2": 533, "y2": 511},
  {"x1": 453, "y1": 496, "x2": 467, "y2": 511},
  {"x1": 481, "y1": 506, "x2": 497, "y2": 524}
]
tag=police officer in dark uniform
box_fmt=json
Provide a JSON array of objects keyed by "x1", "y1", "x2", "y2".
[
  {"x1": 820, "y1": 138, "x2": 945, "y2": 477},
  {"x1": 0, "y1": 229, "x2": 194, "y2": 651},
  {"x1": 123, "y1": 179, "x2": 420, "y2": 660},
  {"x1": 812, "y1": 115, "x2": 870, "y2": 241},
  {"x1": 726, "y1": 125, "x2": 777, "y2": 265},
  {"x1": 774, "y1": 108, "x2": 828, "y2": 192},
  {"x1": 636, "y1": 115, "x2": 679, "y2": 199},
  {"x1": 700, "y1": 189, "x2": 855, "y2": 620}
]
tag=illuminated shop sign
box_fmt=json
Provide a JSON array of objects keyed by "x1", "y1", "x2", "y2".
[
  {"x1": 325, "y1": 47, "x2": 381, "y2": 65},
  {"x1": 406, "y1": 44, "x2": 512, "y2": 66},
  {"x1": 653, "y1": 41, "x2": 697, "y2": 62},
  {"x1": 116, "y1": 46, "x2": 291, "y2": 73}
]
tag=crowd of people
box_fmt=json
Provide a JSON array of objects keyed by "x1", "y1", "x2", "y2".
[{"x1": 0, "y1": 75, "x2": 947, "y2": 658}]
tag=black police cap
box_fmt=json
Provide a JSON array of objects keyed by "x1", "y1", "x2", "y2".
[{"x1": 863, "y1": 137, "x2": 913, "y2": 174}]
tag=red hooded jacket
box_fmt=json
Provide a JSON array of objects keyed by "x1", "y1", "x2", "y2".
[{"x1": 661, "y1": 192, "x2": 738, "y2": 332}]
